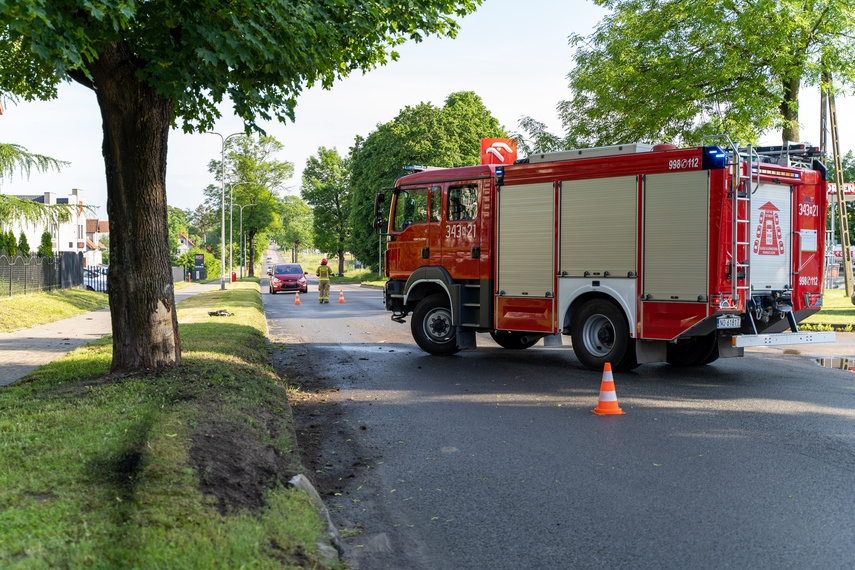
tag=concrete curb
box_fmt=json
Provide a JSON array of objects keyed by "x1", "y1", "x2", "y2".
[{"x1": 288, "y1": 474, "x2": 344, "y2": 565}]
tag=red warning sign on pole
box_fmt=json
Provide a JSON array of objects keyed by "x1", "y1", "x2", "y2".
[{"x1": 480, "y1": 138, "x2": 517, "y2": 165}]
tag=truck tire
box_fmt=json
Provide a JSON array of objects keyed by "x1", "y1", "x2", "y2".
[
  {"x1": 489, "y1": 330, "x2": 543, "y2": 350},
  {"x1": 411, "y1": 294, "x2": 460, "y2": 355},
  {"x1": 666, "y1": 332, "x2": 717, "y2": 366},
  {"x1": 571, "y1": 299, "x2": 632, "y2": 371},
  {"x1": 699, "y1": 341, "x2": 720, "y2": 365}
]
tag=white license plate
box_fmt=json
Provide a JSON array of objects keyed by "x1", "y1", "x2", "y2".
[{"x1": 717, "y1": 316, "x2": 741, "y2": 329}]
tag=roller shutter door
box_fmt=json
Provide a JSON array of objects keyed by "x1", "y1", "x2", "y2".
[
  {"x1": 497, "y1": 182, "x2": 554, "y2": 297},
  {"x1": 643, "y1": 171, "x2": 709, "y2": 301}
]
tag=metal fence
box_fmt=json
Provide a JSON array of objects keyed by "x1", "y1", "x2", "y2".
[{"x1": 0, "y1": 252, "x2": 86, "y2": 298}]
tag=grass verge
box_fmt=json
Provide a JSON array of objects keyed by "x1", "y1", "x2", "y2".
[
  {"x1": 0, "y1": 282, "x2": 334, "y2": 568},
  {"x1": 801, "y1": 289, "x2": 855, "y2": 330},
  {"x1": 0, "y1": 289, "x2": 110, "y2": 333},
  {"x1": 329, "y1": 268, "x2": 384, "y2": 287}
]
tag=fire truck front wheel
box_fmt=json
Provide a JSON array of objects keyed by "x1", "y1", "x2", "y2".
[
  {"x1": 571, "y1": 299, "x2": 633, "y2": 371},
  {"x1": 411, "y1": 294, "x2": 460, "y2": 355}
]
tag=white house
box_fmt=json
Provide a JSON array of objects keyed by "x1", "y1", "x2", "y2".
[
  {"x1": 85, "y1": 219, "x2": 108, "y2": 267},
  {"x1": 177, "y1": 233, "x2": 195, "y2": 255},
  {"x1": 2, "y1": 189, "x2": 90, "y2": 260}
]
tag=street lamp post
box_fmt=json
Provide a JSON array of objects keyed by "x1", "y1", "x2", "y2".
[
  {"x1": 228, "y1": 181, "x2": 250, "y2": 280},
  {"x1": 207, "y1": 131, "x2": 243, "y2": 290},
  {"x1": 233, "y1": 203, "x2": 256, "y2": 279}
]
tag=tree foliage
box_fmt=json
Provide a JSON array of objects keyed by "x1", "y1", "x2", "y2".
[
  {"x1": 0, "y1": 142, "x2": 67, "y2": 182},
  {"x1": 37, "y1": 230, "x2": 52, "y2": 257},
  {"x1": 18, "y1": 231, "x2": 31, "y2": 256},
  {"x1": 271, "y1": 196, "x2": 313, "y2": 262},
  {"x1": 0, "y1": 230, "x2": 15, "y2": 256},
  {"x1": 166, "y1": 206, "x2": 189, "y2": 257},
  {"x1": 0, "y1": 194, "x2": 83, "y2": 227},
  {"x1": 535, "y1": 0, "x2": 855, "y2": 148},
  {"x1": 176, "y1": 246, "x2": 220, "y2": 277},
  {"x1": 2, "y1": 0, "x2": 481, "y2": 131},
  {"x1": 0, "y1": 141, "x2": 74, "y2": 224},
  {"x1": 302, "y1": 147, "x2": 351, "y2": 274},
  {"x1": 349, "y1": 91, "x2": 506, "y2": 269},
  {"x1": 188, "y1": 204, "x2": 213, "y2": 245}
]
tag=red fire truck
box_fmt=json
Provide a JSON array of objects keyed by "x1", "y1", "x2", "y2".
[{"x1": 373, "y1": 137, "x2": 835, "y2": 371}]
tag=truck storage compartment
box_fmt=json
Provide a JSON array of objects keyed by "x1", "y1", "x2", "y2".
[
  {"x1": 559, "y1": 176, "x2": 637, "y2": 277},
  {"x1": 642, "y1": 170, "x2": 710, "y2": 302},
  {"x1": 496, "y1": 181, "x2": 555, "y2": 331}
]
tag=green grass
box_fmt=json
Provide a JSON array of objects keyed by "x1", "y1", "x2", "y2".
[
  {"x1": 801, "y1": 289, "x2": 855, "y2": 328},
  {"x1": 0, "y1": 289, "x2": 110, "y2": 333},
  {"x1": 330, "y1": 268, "x2": 384, "y2": 287},
  {"x1": 0, "y1": 282, "x2": 333, "y2": 568}
]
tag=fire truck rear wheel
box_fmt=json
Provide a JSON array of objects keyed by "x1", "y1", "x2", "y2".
[
  {"x1": 571, "y1": 299, "x2": 633, "y2": 372},
  {"x1": 489, "y1": 331, "x2": 543, "y2": 350},
  {"x1": 411, "y1": 294, "x2": 460, "y2": 355}
]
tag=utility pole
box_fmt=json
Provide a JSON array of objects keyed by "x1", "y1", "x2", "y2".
[
  {"x1": 207, "y1": 131, "x2": 243, "y2": 290},
  {"x1": 228, "y1": 182, "x2": 250, "y2": 279},
  {"x1": 234, "y1": 203, "x2": 256, "y2": 279}
]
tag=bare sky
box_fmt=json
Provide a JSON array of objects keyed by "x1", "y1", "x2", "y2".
[{"x1": 1, "y1": 0, "x2": 852, "y2": 219}]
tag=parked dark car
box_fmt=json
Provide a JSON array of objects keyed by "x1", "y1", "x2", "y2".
[{"x1": 269, "y1": 264, "x2": 308, "y2": 294}]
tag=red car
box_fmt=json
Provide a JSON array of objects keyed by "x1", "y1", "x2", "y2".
[{"x1": 269, "y1": 264, "x2": 308, "y2": 294}]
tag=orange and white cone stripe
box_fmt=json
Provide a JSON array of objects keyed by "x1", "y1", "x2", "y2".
[{"x1": 592, "y1": 363, "x2": 625, "y2": 415}]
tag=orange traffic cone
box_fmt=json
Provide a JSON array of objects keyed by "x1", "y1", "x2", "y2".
[
  {"x1": 591, "y1": 363, "x2": 625, "y2": 415},
  {"x1": 338, "y1": 290, "x2": 345, "y2": 303},
  {"x1": 294, "y1": 292, "x2": 301, "y2": 305}
]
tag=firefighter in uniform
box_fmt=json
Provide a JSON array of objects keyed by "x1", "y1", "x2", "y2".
[{"x1": 316, "y1": 258, "x2": 333, "y2": 303}]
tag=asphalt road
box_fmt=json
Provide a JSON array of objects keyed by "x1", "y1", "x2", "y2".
[{"x1": 263, "y1": 266, "x2": 855, "y2": 569}]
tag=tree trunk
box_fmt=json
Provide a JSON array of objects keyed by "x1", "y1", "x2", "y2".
[
  {"x1": 337, "y1": 249, "x2": 345, "y2": 275},
  {"x1": 780, "y1": 76, "x2": 800, "y2": 143},
  {"x1": 248, "y1": 230, "x2": 256, "y2": 277},
  {"x1": 86, "y1": 41, "x2": 181, "y2": 373}
]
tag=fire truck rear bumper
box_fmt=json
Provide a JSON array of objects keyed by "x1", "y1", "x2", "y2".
[{"x1": 731, "y1": 331, "x2": 836, "y2": 348}]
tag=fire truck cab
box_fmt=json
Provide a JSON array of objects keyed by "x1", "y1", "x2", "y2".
[{"x1": 375, "y1": 138, "x2": 834, "y2": 371}]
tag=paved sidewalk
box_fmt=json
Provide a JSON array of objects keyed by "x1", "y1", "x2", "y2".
[{"x1": 0, "y1": 283, "x2": 220, "y2": 387}]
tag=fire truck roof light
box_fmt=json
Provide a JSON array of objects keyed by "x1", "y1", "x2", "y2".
[{"x1": 702, "y1": 146, "x2": 728, "y2": 169}]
